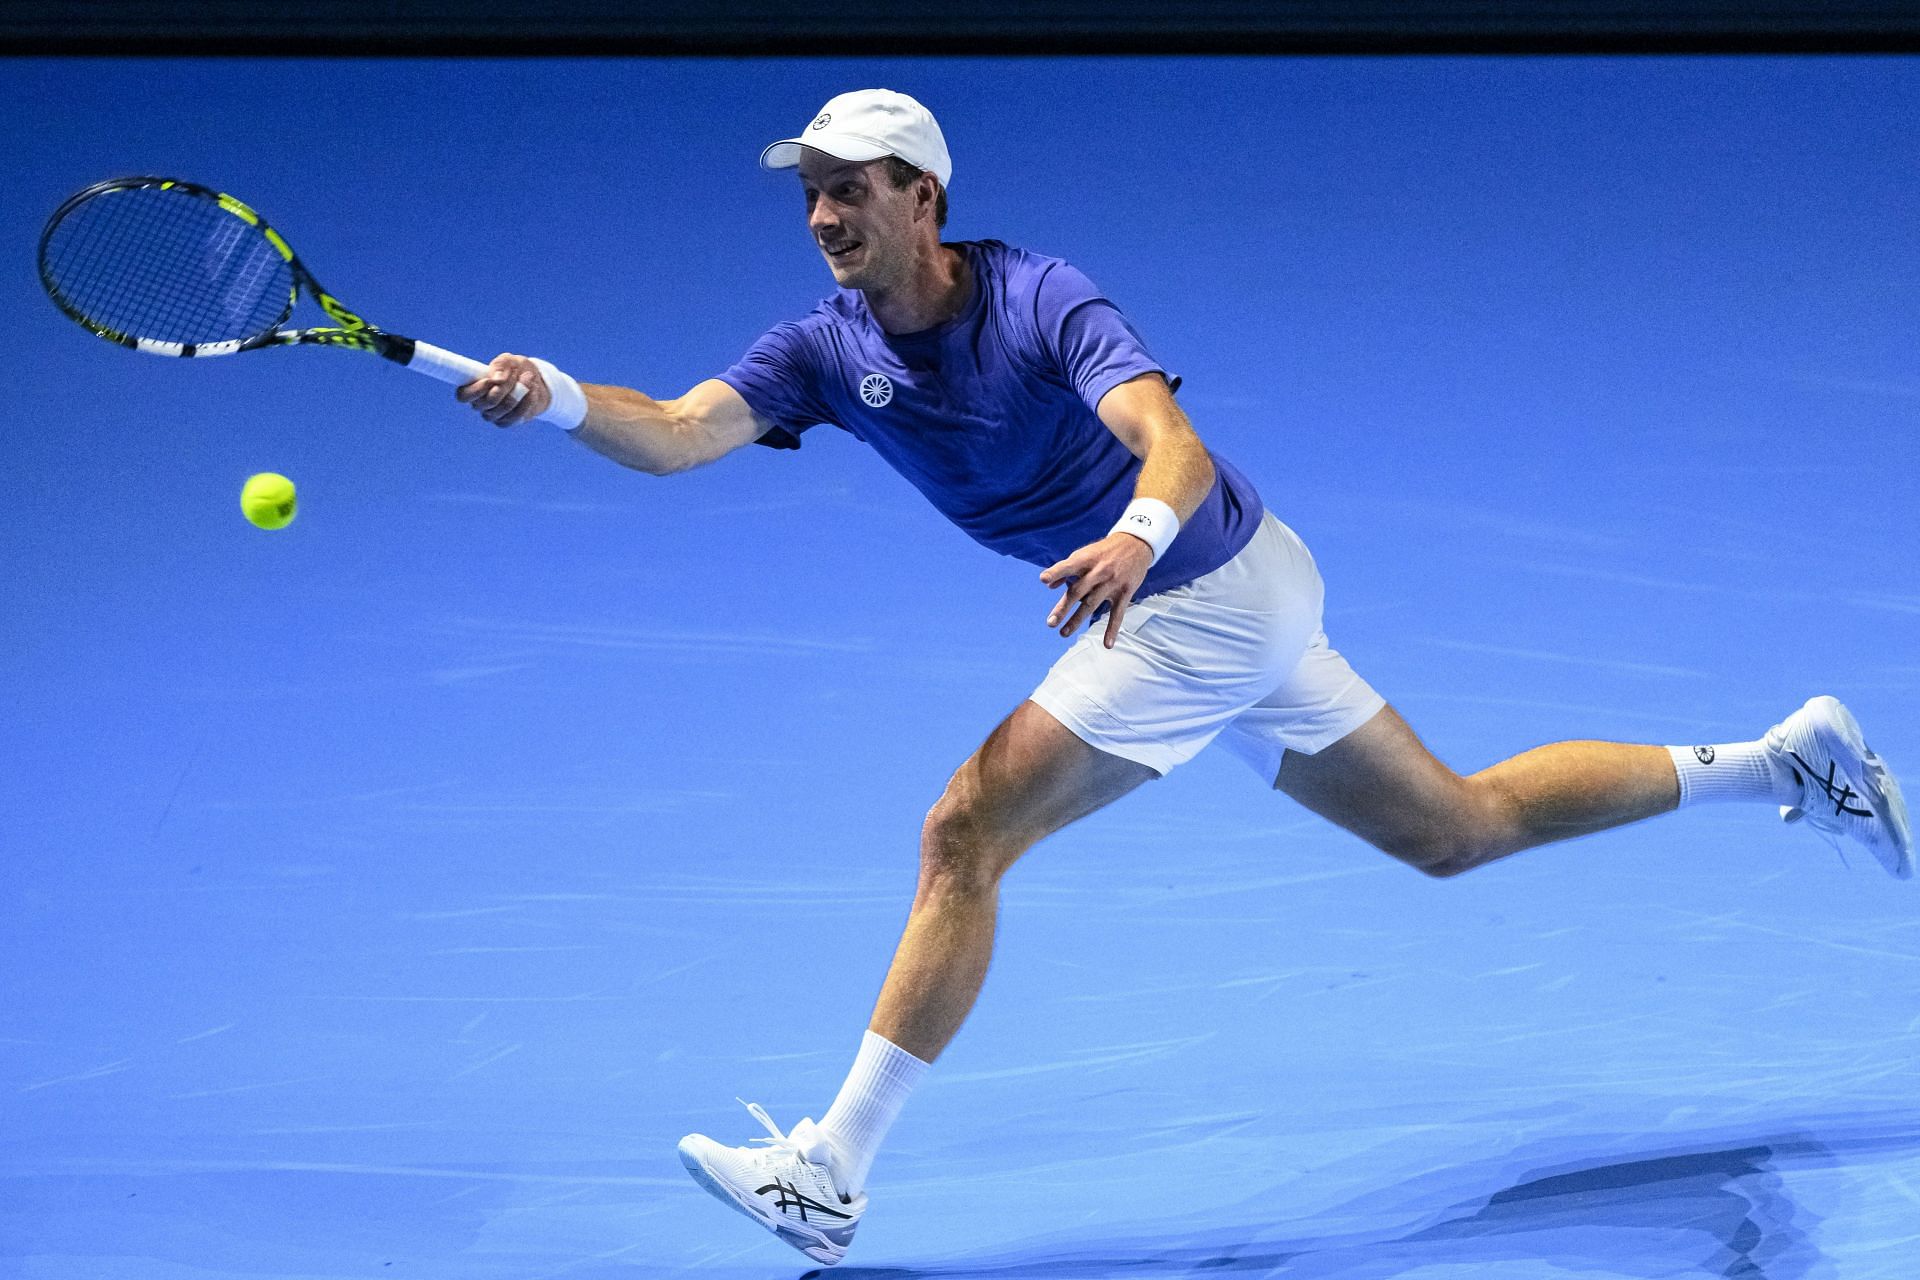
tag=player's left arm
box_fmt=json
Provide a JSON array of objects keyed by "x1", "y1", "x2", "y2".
[{"x1": 1041, "y1": 371, "x2": 1216, "y2": 648}]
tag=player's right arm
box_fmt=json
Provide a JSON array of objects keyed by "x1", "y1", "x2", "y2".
[{"x1": 456, "y1": 355, "x2": 770, "y2": 475}]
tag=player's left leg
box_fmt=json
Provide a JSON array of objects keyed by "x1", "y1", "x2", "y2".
[
  {"x1": 1272, "y1": 703, "x2": 1679, "y2": 877},
  {"x1": 1274, "y1": 698, "x2": 1912, "y2": 878}
]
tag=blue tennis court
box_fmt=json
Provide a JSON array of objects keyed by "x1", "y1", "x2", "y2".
[{"x1": 4, "y1": 56, "x2": 1916, "y2": 1278}]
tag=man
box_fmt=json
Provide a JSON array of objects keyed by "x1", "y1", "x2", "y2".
[{"x1": 457, "y1": 89, "x2": 1911, "y2": 1266}]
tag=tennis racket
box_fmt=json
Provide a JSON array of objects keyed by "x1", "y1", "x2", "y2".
[{"x1": 38, "y1": 175, "x2": 519, "y2": 399}]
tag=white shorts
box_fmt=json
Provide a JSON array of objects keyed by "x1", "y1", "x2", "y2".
[{"x1": 1029, "y1": 512, "x2": 1386, "y2": 781}]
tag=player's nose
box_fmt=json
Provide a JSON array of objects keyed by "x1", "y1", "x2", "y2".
[{"x1": 808, "y1": 200, "x2": 840, "y2": 235}]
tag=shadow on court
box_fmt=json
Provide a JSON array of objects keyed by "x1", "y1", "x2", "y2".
[{"x1": 820, "y1": 1115, "x2": 1920, "y2": 1280}]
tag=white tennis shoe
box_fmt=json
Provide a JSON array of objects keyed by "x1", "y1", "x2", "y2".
[
  {"x1": 678, "y1": 1101, "x2": 865, "y2": 1266},
  {"x1": 1765, "y1": 696, "x2": 1913, "y2": 879}
]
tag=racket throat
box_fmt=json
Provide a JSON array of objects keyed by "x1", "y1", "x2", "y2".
[{"x1": 315, "y1": 290, "x2": 369, "y2": 331}]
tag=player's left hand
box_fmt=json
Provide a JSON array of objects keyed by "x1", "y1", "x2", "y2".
[{"x1": 1041, "y1": 532, "x2": 1155, "y2": 648}]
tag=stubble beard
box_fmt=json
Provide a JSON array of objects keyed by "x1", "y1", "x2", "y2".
[{"x1": 832, "y1": 243, "x2": 900, "y2": 295}]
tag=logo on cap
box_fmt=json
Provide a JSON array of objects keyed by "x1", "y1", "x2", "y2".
[
  {"x1": 860, "y1": 373, "x2": 893, "y2": 407},
  {"x1": 811, "y1": 113, "x2": 832, "y2": 130}
]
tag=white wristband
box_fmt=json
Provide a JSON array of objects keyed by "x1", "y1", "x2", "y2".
[
  {"x1": 1110, "y1": 497, "x2": 1180, "y2": 565},
  {"x1": 529, "y1": 358, "x2": 588, "y2": 432}
]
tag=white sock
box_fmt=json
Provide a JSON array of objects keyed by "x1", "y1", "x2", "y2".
[
  {"x1": 1666, "y1": 741, "x2": 1797, "y2": 807},
  {"x1": 816, "y1": 1030, "x2": 928, "y2": 1197}
]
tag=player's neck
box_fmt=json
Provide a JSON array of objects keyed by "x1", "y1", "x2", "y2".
[{"x1": 865, "y1": 243, "x2": 970, "y2": 336}]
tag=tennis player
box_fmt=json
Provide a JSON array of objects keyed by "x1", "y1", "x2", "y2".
[{"x1": 456, "y1": 89, "x2": 1912, "y2": 1266}]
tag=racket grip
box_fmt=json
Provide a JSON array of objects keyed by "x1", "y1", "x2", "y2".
[{"x1": 408, "y1": 340, "x2": 527, "y2": 403}]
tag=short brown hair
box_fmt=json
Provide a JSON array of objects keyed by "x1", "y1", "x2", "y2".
[{"x1": 880, "y1": 155, "x2": 948, "y2": 230}]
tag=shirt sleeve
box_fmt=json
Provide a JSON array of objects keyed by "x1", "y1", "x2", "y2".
[
  {"x1": 717, "y1": 321, "x2": 836, "y2": 452},
  {"x1": 1033, "y1": 261, "x2": 1167, "y2": 413}
]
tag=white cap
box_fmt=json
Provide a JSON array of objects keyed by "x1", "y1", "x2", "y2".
[{"x1": 759, "y1": 89, "x2": 953, "y2": 188}]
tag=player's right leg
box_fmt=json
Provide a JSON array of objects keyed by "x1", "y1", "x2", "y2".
[
  {"x1": 865, "y1": 698, "x2": 1161, "y2": 1057},
  {"x1": 677, "y1": 698, "x2": 1158, "y2": 1265},
  {"x1": 679, "y1": 513, "x2": 1337, "y2": 1264}
]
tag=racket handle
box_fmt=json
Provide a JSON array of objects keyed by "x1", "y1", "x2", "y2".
[{"x1": 407, "y1": 339, "x2": 527, "y2": 403}]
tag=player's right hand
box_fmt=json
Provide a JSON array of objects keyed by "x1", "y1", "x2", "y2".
[{"x1": 457, "y1": 353, "x2": 549, "y2": 428}]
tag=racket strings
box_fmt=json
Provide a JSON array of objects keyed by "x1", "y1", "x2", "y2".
[{"x1": 42, "y1": 186, "x2": 295, "y2": 346}]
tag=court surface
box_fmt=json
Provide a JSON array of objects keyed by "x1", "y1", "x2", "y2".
[{"x1": 4, "y1": 56, "x2": 1917, "y2": 1279}]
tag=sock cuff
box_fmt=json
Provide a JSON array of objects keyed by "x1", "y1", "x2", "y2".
[
  {"x1": 858, "y1": 1030, "x2": 931, "y2": 1080},
  {"x1": 1667, "y1": 741, "x2": 1785, "y2": 806},
  {"x1": 817, "y1": 1031, "x2": 930, "y2": 1197}
]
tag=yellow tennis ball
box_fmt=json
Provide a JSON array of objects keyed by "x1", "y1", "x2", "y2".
[{"x1": 240, "y1": 472, "x2": 298, "y2": 530}]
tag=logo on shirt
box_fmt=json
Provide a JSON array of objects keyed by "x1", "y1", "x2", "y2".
[
  {"x1": 859, "y1": 373, "x2": 894, "y2": 407},
  {"x1": 811, "y1": 112, "x2": 832, "y2": 130}
]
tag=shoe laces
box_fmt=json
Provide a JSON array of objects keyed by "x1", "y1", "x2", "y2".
[
  {"x1": 1782, "y1": 805, "x2": 1854, "y2": 872},
  {"x1": 737, "y1": 1099, "x2": 851, "y2": 1201},
  {"x1": 739, "y1": 1099, "x2": 805, "y2": 1155}
]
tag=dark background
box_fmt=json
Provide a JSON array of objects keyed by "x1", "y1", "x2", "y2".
[{"x1": 11, "y1": 0, "x2": 1920, "y2": 53}]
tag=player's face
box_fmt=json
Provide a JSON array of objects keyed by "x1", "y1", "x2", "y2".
[{"x1": 798, "y1": 153, "x2": 918, "y2": 290}]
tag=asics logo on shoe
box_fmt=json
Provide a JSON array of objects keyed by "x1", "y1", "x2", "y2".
[
  {"x1": 756, "y1": 1178, "x2": 853, "y2": 1223},
  {"x1": 1786, "y1": 749, "x2": 1873, "y2": 818}
]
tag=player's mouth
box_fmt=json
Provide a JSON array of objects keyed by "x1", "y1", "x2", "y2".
[{"x1": 824, "y1": 240, "x2": 863, "y2": 261}]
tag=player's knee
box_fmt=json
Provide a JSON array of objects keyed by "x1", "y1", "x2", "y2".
[
  {"x1": 1373, "y1": 780, "x2": 1517, "y2": 877},
  {"x1": 1374, "y1": 828, "x2": 1483, "y2": 879},
  {"x1": 918, "y1": 793, "x2": 1020, "y2": 892},
  {"x1": 1415, "y1": 851, "x2": 1474, "y2": 879}
]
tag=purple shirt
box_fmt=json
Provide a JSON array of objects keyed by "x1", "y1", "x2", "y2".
[{"x1": 719, "y1": 239, "x2": 1263, "y2": 599}]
